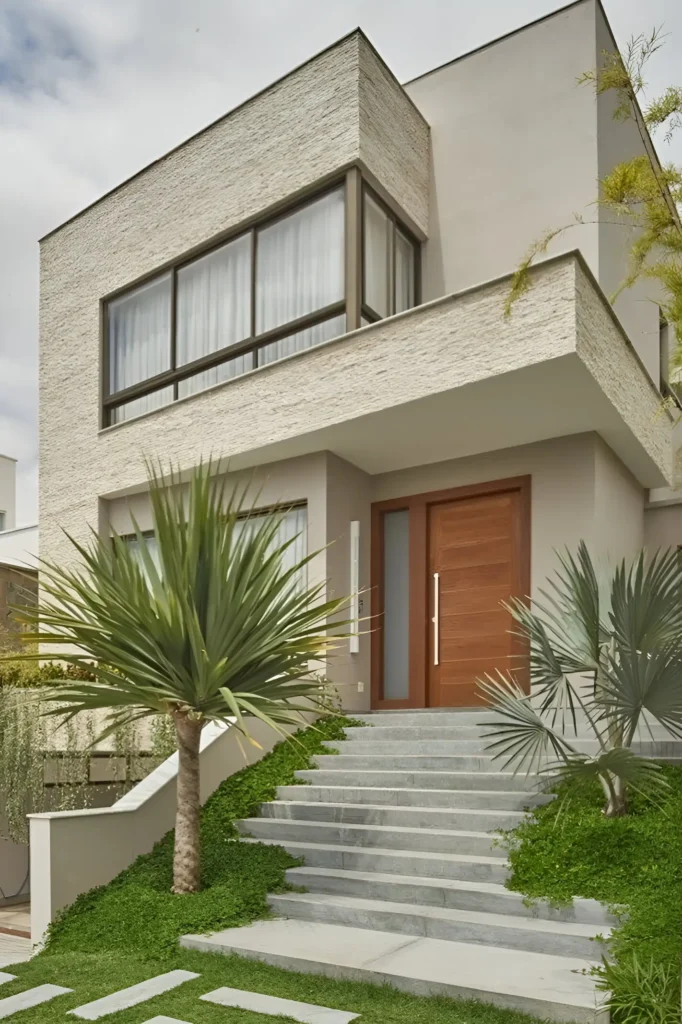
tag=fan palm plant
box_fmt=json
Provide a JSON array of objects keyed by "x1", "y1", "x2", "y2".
[
  {"x1": 479, "y1": 543, "x2": 682, "y2": 816},
  {"x1": 12, "y1": 460, "x2": 349, "y2": 892}
]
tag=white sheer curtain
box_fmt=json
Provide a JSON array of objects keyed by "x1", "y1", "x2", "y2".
[
  {"x1": 234, "y1": 506, "x2": 308, "y2": 587},
  {"x1": 395, "y1": 229, "x2": 415, "y2": 314},
  {"x1": 123, "y1": 507, "x2": 307, "y2": 588},
  {"x1": 177, "y1": 233, "x2": 252, "y2": 398},
  {"x1": 108, "y1": 273, "x2": 172, "y2": 423},
  {"x1": 259, "y1": 314, "x2": 345, "y2": 366},
  {"x1": 256, "y1": 189, "x2": 344, "y2": 333},
  {"x1": 364, "y1": 194, "x2": 389, "y2": 317}
]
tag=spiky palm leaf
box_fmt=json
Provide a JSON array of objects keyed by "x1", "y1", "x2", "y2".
[
  {"x1": 10, "y1": 460, "x2": 351, "y2": 891},
  {"x1": 480, "y1": 542, "x2": 682, "y2": 815},
  {"x1": 17, "y1": 461, "x2": 346, "y2": 741}
]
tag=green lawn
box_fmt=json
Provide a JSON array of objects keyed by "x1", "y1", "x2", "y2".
[
  {"x1": 502, "y1": 765, "x2": 682, "y2": 1020},
  {"x1": 5, "y1": 950, "x2": 540, "y2": 1024},
  {"x1": 5, "y1": 716, "x2": 543, "y2": 1024}
]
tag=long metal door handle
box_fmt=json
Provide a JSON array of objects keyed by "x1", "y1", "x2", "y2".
[{"x1": 433, "y1": 572, "x2": 440, "y2": 666}]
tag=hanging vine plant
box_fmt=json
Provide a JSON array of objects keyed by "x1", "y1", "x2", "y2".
[{"x1": 0, "y1": 676, "x2": 177, "y2": 845}]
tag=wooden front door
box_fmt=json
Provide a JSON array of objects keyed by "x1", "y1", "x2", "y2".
[
  {"x1": 427, "y1": 490, "x2": 526, "y2": 707},
  {"x1": 371, "y1": 477, "x2": 530, "y2": 710}
]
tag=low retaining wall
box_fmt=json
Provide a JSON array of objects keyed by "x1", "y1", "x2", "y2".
[{"x1": 29, "y1": 717, "x2": 286, "y2": 944}]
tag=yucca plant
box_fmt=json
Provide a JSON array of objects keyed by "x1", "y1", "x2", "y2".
[
  {"x1": 479, "y1": 543, "x2": 682, "y2": 816},
  {"x1": 12, "y1": 461, "x2": 349, "y2": 893}
]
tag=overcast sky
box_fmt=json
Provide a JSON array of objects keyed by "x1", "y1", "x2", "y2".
[{"x1": 1, "y1": 0, "x2": 681, "y2": 525}]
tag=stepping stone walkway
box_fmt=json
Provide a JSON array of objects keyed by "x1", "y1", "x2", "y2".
[
  {"x1": 0, "y1": 984, "x2": 72, "y2": 1018},
  {"x1": 69, "y1": 972, "x2": 200, "y2": 1020},
  {"x1": 202, "y1": 986, "x2": 360, "y2": 1022},
  {"x1": 0, "y1": 971, "x2": 361, "y2": 1022}
]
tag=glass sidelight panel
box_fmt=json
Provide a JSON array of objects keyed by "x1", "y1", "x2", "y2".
[{"x1": 383, "y1": 509, "x2": 410, "y2": 699}]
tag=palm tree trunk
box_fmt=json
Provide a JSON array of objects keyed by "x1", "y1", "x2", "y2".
[{"x1": 172, "y1": 713, "x2": 202, "y2": 893}]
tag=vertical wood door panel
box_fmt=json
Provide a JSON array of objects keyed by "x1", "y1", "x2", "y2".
[{"x1": 427, "y1": 490, "x2": 527, "y2": 708}]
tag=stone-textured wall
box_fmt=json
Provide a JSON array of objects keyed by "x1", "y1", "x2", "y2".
[
  {"x1": 358, "y1": 36, "x2": 430, "y2": 237},
  {"x1": 40, "y1": 254, "x2": 671, "y2": 571},
  {"x1": 574, "y1": 258, "x2": 671, "y2": 480},
  {"x1": 39, "y1": 30, "x2": 430, "y2": 568}
]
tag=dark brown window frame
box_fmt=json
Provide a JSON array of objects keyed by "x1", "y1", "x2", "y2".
[
  {"x1": 361, "y1": 183, "x2": 421, "y2": 324},
  {"x1": 101, "y1": 170, "x2": 420, "y2": 426}
]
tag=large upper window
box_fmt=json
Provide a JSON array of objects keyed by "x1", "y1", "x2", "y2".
[{"x1": 103, "y1": 175, "x2": 418, "y2": 425}]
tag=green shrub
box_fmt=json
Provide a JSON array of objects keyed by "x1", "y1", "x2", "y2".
[
  {"x1": 502, "y1": 767, "x2": 682, "y2": 1015},
  {"x1": 597, "y1": 955, "x2": 681, "y2": 1024},
  {"x1": 45, "y1": 715, "x2": 355, "y2": 957},
  {"x1": 0, "y1": 661, "x2": 95, "y2": 689}
]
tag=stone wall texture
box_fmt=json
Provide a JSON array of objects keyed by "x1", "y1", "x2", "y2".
[
  {"x1": 40, "y1": 246, "x2": 671, "y2": 575},
  {"x1": 574, "y1": 259, "x2": 672, "y2": 479},
  {"x1": 358, "y1": 36, "x2": 430, "y2": 236},
  {"x1": 39, "y1": 29, "x2": 430, "y2": 567}
]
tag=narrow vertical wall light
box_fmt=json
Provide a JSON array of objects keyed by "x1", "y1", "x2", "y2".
[{"x1": 349, "y1": 520, "x2": 360, "y2": 654}]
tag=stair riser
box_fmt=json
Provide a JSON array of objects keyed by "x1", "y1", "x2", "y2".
[
  {"x1": 277, "y1": 785, "x2": 552, "y2": 810},
  {"x1": 328, "y1": 740, "x2": 501, "y2": 754},
  {"x1": 179, "y1": 936, "x2": 605, "y2": 1024},
  {"x1": 351, "y1": 713, "x2": 501, "y2": 727},
  {"x1": 333, "y1": 739, "x2": 682, "y2": 757},
  {"x1": 284, "y1": 869, "x2": 615, "y2": 926},
  {"x1": 260, "y1": 802, "x2": 522, "y2": 832},
  {"x1": 295, "y1": 770, "x2": 540, "y2": 792},
  {"x1": 346, "y1": 728, "x2": 494, "y2": 741},
  {"x1": 268, "y1": 895, "x2": 603, "y2": 959},
  {"x1": 237, "y1": 819, "x2": 503, "y2": 857},
  {"x1": 313, "y1": 755, "x2": 533, "y2": 773},
  {"x1": 253, "y1": 840, "x2": 509, "y2": 882}
]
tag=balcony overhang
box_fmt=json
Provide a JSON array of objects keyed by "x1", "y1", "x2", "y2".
[{"x1": 98, "y1": 251, "x2": 672, "y2": 499}]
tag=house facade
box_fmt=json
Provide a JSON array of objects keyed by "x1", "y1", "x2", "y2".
[{"x1": 39, "y1": 0, "x2": 679, "y2": 713}]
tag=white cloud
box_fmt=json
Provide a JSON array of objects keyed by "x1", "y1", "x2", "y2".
[{"x1": 0, "y1": 0, "x2": 680, "y2": 524}]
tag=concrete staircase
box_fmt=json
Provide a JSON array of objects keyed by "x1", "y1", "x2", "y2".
[{"x1": 182, "y1": 710, "x2": 613, "y2": 1022}]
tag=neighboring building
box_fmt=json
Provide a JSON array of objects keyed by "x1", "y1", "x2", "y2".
[
  {"x1": 0, "y1": 458, "x2": 37, "y2": 647},
  {"x1": 0, "y1": 455, "x2": 16, "y2": 534},
  {"x1": 38, "y1": 0, "x2": 677, "y2": 714}
]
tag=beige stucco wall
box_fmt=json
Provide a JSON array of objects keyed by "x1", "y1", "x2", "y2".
[
  {"x1": 594, "y1": 4, "x2": 663, "y2": 384},
  {"x1": 593, "y1": 436, "x2": 645, "y2": 569},
  {"x1": 644, "y1": 504, "x2": 682, "y2": 552},
  {"x1": 324, "y1": 454, "x2": 372, "y2": 712},
  {"x1": 372, "y1": 432, "x2": 644, "y2": 598},
  {"x1": 405, "y1": 0, "x2": 599, "y2": 302},
  {"x1": 405, "y1": 0, "x2": 665, "y2": 382}
]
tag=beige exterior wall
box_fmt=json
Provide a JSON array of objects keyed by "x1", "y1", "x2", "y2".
[
  {"x1": 405, "y1": 0, "x2": 665, "y2": 383},
  {"x1": 372, "y1": 433, "x2": 645, "y2": 599},
  {"x1": 593, "y1": 436, "x2": 645, "y2": 569},
  {"x1": 644, "y1": 504, "x2": 682, "y2": 552},
  {"x1": 405, "y1": 0, "x2": 599, "y2": 302}
]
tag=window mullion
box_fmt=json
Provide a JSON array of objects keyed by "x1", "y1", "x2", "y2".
[
  {"x1": 170, "y1": 268, "x2": 178, "y2": 401},
  {"x1": 251, "y1": 228, "x2": 258, "y2": 368},
  {"x1": 345, "y1": 168, "x2": 362, "y2": 332}
]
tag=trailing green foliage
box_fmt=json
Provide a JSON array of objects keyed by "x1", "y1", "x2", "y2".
[
  {"x1": 502, "y1": 766, "x2": 682, "y2": 1018},
  {"x1": 507, "y1": 29, "x2": 682, "y2": 355},
  {"x1": 0, "y1": 661, "x2": 95, "y2": 689},
  {"x1": 44, "y1": 716, "x2": 354, "y2": 957},
  {"x1": 0, "y1": 682, "x2": 172, "y2": 844}
]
